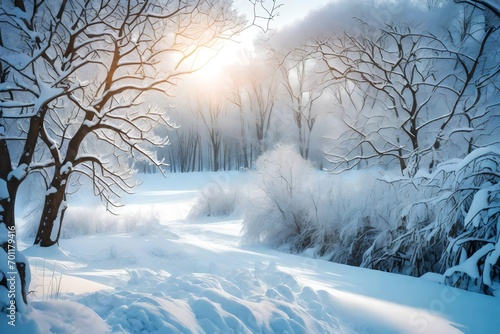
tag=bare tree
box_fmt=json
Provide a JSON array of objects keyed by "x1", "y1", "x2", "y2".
[
  {"x1": 242, "y1": 52, "x2": 280, "y2": 155},
  {"x1": 318, "y1": 27, "x2": 441, "y2": 174},
  {"x1": 317, "y1": 22, "x2": 499, "y2": 175},
  {"x1": 31, "y1": 1, "x2": 209, "y2": 246},
  {"x1": 455, "y1": 0, "x2": 500, "y2": 17},
  {"x1": 196, "y1": 95, "x2": 226, "y2": 171},
  {"x1": 0, "y1": 0, "x2": 61, "y2": 312},
  {"x1": 228, "y1": 84, "x2": 251, "y2": 169},
  {"x1": 427, "y1": 24, "x2": 500, "y2": 169},
  {"x1": 279, "y1": 51, "x2": 325, "y2": 160},
  {"x1": 165, "y1": 109, "x2": 201, "y2": 173},
  {"x1": 25, "y1": 0, "x2": 282, "y2": 247}
]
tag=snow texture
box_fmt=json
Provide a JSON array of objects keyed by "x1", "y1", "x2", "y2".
[
  {"x1": 60, "y1": 163, "x2": 73, "y2": 176},
  {"x1": 7, "y1": 164, "x2": 28, "y2": 182},
  {"x1": 9, "y1": 171, "x2": 499, "y2": 334}
]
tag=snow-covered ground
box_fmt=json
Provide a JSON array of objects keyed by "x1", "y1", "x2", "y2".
[{"x1": 6, "y1": 172, "x2": 500, "y2": 333}]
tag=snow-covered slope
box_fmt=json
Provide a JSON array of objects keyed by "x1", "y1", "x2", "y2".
[{"x1": 8, "y1": 172, "x2": 500, "y2": 333}]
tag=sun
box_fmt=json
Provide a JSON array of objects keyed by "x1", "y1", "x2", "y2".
[
  {"x1": 188, "y1": 44, "x2": 236, "y2": 80},
  {"x1": 189, "y1": 29, "x2": 256, "y2": 82}
]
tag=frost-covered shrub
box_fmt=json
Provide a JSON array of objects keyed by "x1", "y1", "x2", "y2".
[
  {"x1": 331, "y1": 209, "x2": 385, "y2": 266},
  {"x1": 362, "y1": 198, "x2": 440, "y2": 276},
  {"x1": 241, "y1": 145, "x2": 397, "y2": 263},
  {"x1": 363, "y1": 147, "x2": 500, "y2": 295},
  {"x1": 187, "y1": 176, "x2": 242, "y2": 219},
  {"x1": 323, "y1": 172, "x2": 400, "y2": 266},
  {"x1": 242, "y1": 145, "x2": 500, "y2": 295},
  {"x1": 242, "y1": 145, "x2": 318, "y2": 250},
  {"x1": 438, "y1": 148, "x2": 500, "y2": 295}
]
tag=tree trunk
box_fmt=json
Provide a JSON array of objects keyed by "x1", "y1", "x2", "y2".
[
  {"x1": 0, "y1": 103, "x2": 44, "y2": 316},
  {"x1": 213, "y1": 143, "x2": 220, "y2": 172},
  {"x1": 34, "y1": 175, "x2": 68, "y2": 247},
  {"x1": 0, "y1": 140, "x2": 29, "y2": 313},
  {"x1": 239, "y1": 109, "x2": 249, "y2": 169},
  {"x1": 0, "y1": 139, "x2": 15, "y2": 229}
]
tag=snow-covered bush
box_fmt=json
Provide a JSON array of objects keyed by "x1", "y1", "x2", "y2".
[
  {"x1": 187, "y1": 175, "x2": 243, "y2": 219},
  {"x1": 241, "y1": 145, "x2": 396, "y2": 262},
  {"x1": 363, "y1": 147, "x2": 500, "y2": 295},
  {"x1": 242, "y1": 145, "x2": 320, "y2": 250},
  {"x1": 362, "y1": 192, "x2": 442, "y2": 275},
  {"x1": 241, "y1": 145, "x2": 500, "y2": 295},
  {"x1": 438, "y1": 148, "x2": 500, "y2": 295}
]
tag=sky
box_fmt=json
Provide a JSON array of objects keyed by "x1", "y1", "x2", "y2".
[
  {"x1": 192, "y1": 0, "x2": 457, "y2": 81},
  {"x1": 254, "y1": 0, "x2": 334, "y2": 28},
  {"x1": 192, "y1": 0, "x2": 335, "y2": 78}
]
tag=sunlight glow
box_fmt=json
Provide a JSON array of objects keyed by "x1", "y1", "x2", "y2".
[
  {"x1": 189, "y1": 32, "x2": 254, "y2": 82},
  {"x1": 191, "y1": 46, "x2": 236, "y2": 78}
]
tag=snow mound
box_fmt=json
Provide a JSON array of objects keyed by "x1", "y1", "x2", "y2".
[
  {"x1": 0, "y1": 300, "x2": 110, "y2": 334},
  {"x1": 77, "y1": 262, "x2": 354, "y2": 334},
  {"x1": 22, "y1": 244, "x2": 75, "y2": 261}
]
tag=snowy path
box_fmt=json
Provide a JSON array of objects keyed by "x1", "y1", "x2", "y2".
[{"x1": 19, "y1": 172, "x2": 500, "y2": 333}]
